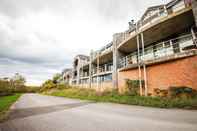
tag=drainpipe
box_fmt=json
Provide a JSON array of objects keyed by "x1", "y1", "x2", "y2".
[
  {"x1": 141, "y1": 33, "x2": 148, "y2": 96},
  {"x1": 136, "y1": 22, "x2": 143, "y2": 96}
]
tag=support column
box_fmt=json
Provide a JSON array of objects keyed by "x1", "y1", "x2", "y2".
[
  {"x1": 137, "y1": 34, "x2": 143, "y2": 96},
  {"x1": 76, "y1": 59, "x2": 80, "y2": 85},
  {"x1": 191, "y1": 27, "x2": 197, "y2": 46},
  {"x1": 140, "y1": 33, "x2": 148, "y2": 96},
  {"x1": 192, "y1": 0, "x2": 197, "y2": 27},
  {"x1": 104, "y1": 64, "x2": 107, "y2": 72},
  {"x1": 89, "y1": 51, "x2": 93, "y2": 88},
  {"x1": 113, "y1": 33, "x2": 128, "y2": 90},
  {"x1": 96, "y1": 53, "x2": 100, "y2": 89},
  {"x1": 136, "y1": 22, "x2": 143, "y2": 96},
  {"x1": 112, "y1": 34, "x2": 119, "y2": 89}
]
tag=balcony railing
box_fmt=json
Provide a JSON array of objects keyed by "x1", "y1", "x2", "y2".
[
  {"x1": 119, "y1": 34, "x2": 195, "y2": 68},
  {"x1": 92, "y1": 43, "x2": 113, "y2": 60},
  {"x1": 80, "y1": 74, "x2": 89, "y2": 78},
  {"x1": 117, "y1": 1, "x2": 191, "y2": 47},
  {"x1": 79, "y1": 79, "x2": 89, "y2": 84},
  {"x1": 92, "y1": 63, "x2": 113, "y2": 75}
]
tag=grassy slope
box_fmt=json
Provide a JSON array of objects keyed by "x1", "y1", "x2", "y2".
[
  {"x1": 0, "y1": 94, "x2": 22, "y2": 121},
  {"x1": 44, "y1": 88, "x2": 197, "y2": 109}
]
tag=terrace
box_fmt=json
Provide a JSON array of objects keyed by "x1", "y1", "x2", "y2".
[
  {"x1": 117, "y1": 0, "x2": 193, "y2": 51},
  {"x1": 119, "y1": 33, "x2": 196, "y2": 69},
  {"x1": 92, "y1": 42, "x2": 113, "y2": 64},
  {"x1": 92, "y1": 63, "x2": 113, "y2": 76}
]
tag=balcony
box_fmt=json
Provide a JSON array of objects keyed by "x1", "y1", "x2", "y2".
[
  {"x1": 92, "y1": 42, "x2": 113, "y2": 60},
  {"x1": 92, "y1": 63, "x2": 113, "y2": 76},
  {"x1": 79, "y1": 79, "x2": 89, "y2": 85},
  {"x1": 80, "y1": 73, "x2": 89, "y2": 79},
  {"x1": 119, "y1": 34, "x2": 196, "y2": 69},
  {"x1": 140, "y1": 0, "x2": 189, "y2": 31},
  {"x1": 117, "y1": 1, "x2": 193, "y2": 51}
]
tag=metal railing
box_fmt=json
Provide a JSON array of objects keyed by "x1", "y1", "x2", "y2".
[
  {"x1": 117, "y1": 1, "x2": 190, "y2": 47},
  {"x1": 79, "y1": 79, "x2": 89, "y2": 84},
  {"x1": 80, "y1": 74, "x2": 89, "y2": 78},
  {"x1": 119, "y1": 33, "x2": 195, "y2": 68},
  {"x1": 92, "y1": 63, "x2": 113, "y2": 75},
  {"x1": 92, "y1": 43, "x2": 113, "y2": 60}
]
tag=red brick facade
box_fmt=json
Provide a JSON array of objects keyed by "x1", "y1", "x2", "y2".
[{"x1": 118, "y1": 55, "x2": 197, "y2": 95}]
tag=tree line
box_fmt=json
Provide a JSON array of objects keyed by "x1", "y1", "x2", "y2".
[{"x1": 0, "y1": 73, "x2": 39, "y2": 96}]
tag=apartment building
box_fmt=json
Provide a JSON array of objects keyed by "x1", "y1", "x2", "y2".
[
  {"x1": 68, "y1": 0, "x2": 197, "y2": 96},
  {"x1": 71, "y1": 55, "x2": 90, "y2": 87},
  {"x1": 57, "y1": 68, "x2": 72, "y2": 85}
]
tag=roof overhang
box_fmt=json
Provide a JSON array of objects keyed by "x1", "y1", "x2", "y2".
[
  {"x1": 92, "y1": 51, "x2": 113, "y2": 65},
  {"x1": 118, "y1": 7, "x2": 194, "y2": 53}
]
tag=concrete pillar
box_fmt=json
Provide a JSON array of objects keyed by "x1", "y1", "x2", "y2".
[
  {"x1": 192, "y1": 0, "x2": 197, "y2": 27},
  {"x1": 96, "y1": 53, "x2": 100, "y2": 89},
  {"x1": 191, "y1": 27, "x2": 197, "y2": 46},
  {"x1": 89, "y1": 51, "x2": 93, "y2": 88},
  {"x1": 76, "y1": 58, "x2": 80, "y2": 85},
  {"x1": 112, "y1": 34, "x2": 119, "y2": 89},
  {"x1": 137, "y1": 34, "x2": 143, "y2": 96},
  {"x1": 140, "y1": 33, "x2": 148, "y2": 96},
  {"x1": 113, "y1": 33, "x2": 128, "y2": 89}
]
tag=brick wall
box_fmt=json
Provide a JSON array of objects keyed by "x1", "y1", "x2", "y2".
[{"x1": 118, "y1": 55, "x2": 197, "y2": 95}]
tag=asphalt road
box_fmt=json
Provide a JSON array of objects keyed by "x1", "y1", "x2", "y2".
[{"x1": 0, "y1": 93, "x2": 197, "y2": 131}]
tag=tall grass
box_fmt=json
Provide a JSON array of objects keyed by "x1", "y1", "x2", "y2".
[{"x1": 43, "y1": 88, "x2": 197, "y2": 109}]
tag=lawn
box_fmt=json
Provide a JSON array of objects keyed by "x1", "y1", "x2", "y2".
[
  {"x1": 0, "y1": 94, "x2": 22, "y2": 122},
  {"x1": 43, "y1": 88, "x2": 197, "y2": 109}
]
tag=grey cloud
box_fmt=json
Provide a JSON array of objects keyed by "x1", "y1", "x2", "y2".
[
  {"x1": 0, "y1": 58, "x2": 60, "y2": 85},
  {"x1": 0, "y1": 0, "x2": 70, "y2": 18},
  {"x1": 0, "y1": 0, "x2": 170, "y2": 20},
  {"x1": 0, "y1": 0, "x2": 169, "y2": 85}
]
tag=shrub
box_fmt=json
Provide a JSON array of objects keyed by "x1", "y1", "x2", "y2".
[
  {"x1": 0, "y1": 80, "x2": 13, "y2": 96},
  {"x1": 153, "y1": 88, "x2": 168, "y2": 97},
  {"x1": 56, "y1": 84, "x2": 71, "y2": 90},
  {"x1": 125, "y1": 79, "x2": 144, "y2": 95},
  {"x1": 168, "y1": 86, "x2": 196, "y2": 98}
]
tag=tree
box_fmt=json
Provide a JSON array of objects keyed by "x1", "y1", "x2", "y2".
[
  {"x1": 11, "y1": 73, "x2": 26, "y2": 89},
  {"x1": 52, "y1": 73, "x2": 61, "y2": 84}
]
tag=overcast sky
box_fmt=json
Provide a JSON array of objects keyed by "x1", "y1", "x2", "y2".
[{"x1": 0, "y1": 0, "x2": 171, "y2": 85}]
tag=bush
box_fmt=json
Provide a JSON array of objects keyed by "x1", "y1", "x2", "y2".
[
  {"x1": 153, "y1": 88, "x2": 168, "y2": 97},
  {"x1": 0, "y1": 79, "x2": 40, "y2": 96},
  {"x1": 43, "y1": 87, "x2": 197, "y2": 109},
  {"x1": 168, "y1": 86, "x2": 196, "y2": 98},
  {"x1": 56, "y1": 84, "x2": 71, "y2": 90},
  {"x1": 125, "y1": 79, "x2": 144, "y2": 95},
  {"x1": 0, "y1": 80, "x2": 13, "y2": 96}
]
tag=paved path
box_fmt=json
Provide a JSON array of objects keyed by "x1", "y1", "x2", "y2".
[{"x1": 0, "y1": 93, "x2": 197, "y2": 131}]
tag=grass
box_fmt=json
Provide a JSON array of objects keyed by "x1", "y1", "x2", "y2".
[
  {"x1": 43, "y1": 88, "x2": 197, "y2": 109},
  {"x1": 0, "y1": 94, "x2": 22, "y2": 122}
]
